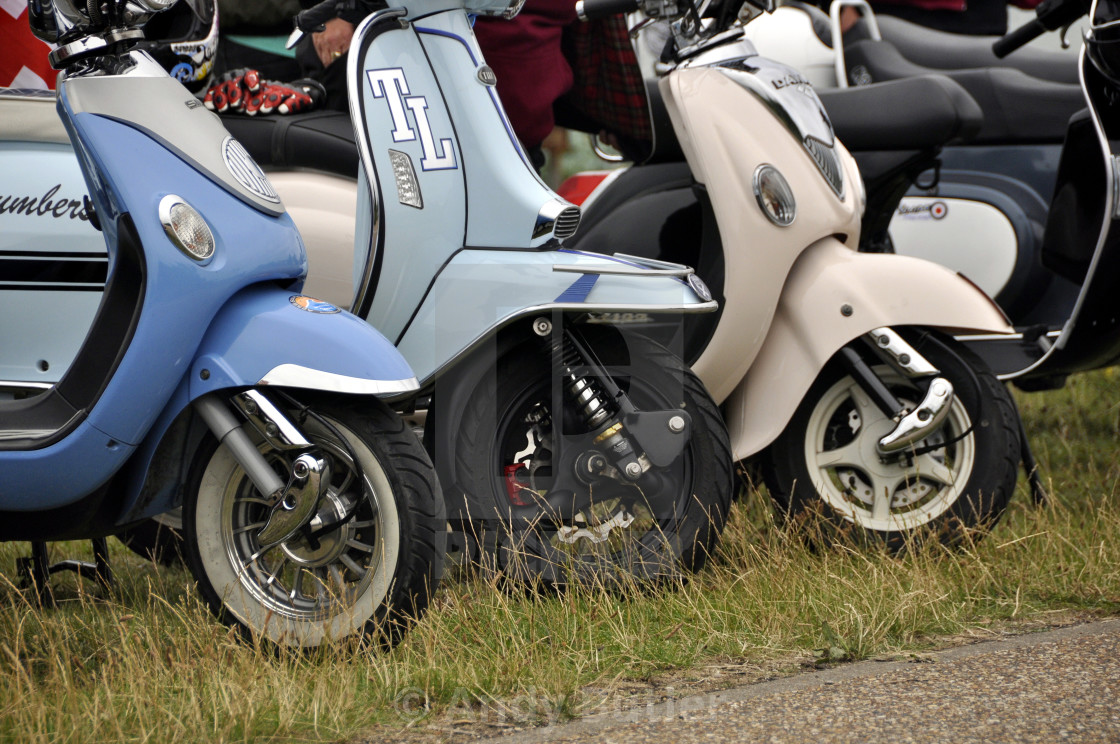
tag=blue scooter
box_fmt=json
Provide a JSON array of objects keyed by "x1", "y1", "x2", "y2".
[{"x1": 0, "y1": 0, "x2": 445, "y2": 648}]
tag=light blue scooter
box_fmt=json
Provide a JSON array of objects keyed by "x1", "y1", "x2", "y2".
[
  {"x1": 286, "y1": 0, "x2": 731, "y2": 585},
  {"x1": 0, "y1": 0, "x2": 445, "y2": 648}
]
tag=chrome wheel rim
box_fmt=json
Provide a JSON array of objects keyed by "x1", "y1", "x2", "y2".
[{"x1": 215, "y1": 423, "x2": 397, "y2": 622}]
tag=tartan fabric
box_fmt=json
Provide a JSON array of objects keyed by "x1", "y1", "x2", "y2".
[
  {"x1": 562, "y1": 16, "x2": 652, "y2": 146},
  {"x1": 474, "y1": 2, "x2": 652, "y2": 157}
]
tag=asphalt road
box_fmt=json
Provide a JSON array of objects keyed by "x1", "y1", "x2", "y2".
[{"x1": 478, "y1": 619, "x2": 1120, "y2": 744}]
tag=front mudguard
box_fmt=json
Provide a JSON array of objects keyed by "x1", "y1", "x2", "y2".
[
  {"x1": 190, "y1": 283, "x2": 417, "y2": 398},
  {"x1": 114, "y1": 283, "x2": 418, "y2": 523},
  {"x1": 724, "y1": 238, "x2": 1013, "y2": 461}
]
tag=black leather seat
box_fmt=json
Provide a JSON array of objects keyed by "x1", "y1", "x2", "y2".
[
  {"x1": 864, "y1": 15, "x2": 1080, "y2": 85},
  {"x1": 843, "y1": 39, "x2": 1083, "y2": 144},
  {"x1": 819, "y1": 74, "x2": 982, "y2": 151},
  {"x1": 219, "y1": 110, "x2": 360, "y2": 178}
]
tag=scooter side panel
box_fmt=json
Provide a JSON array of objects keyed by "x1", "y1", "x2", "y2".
[
  {"x1": 396, "y1": 249, "x2": 713, "y2": 383},
  {"x1": 189, "y1": 284, "x2": 416, "y2": 398},
  {"x1": 414, "y1": 13, "x2": 563, "y2": 247},
  {"x1": 723, "y1": 237, "x2": 1012, "y2": 460},
  {"x1": 662, "y1": 66, "x2": 864, "y2": 403},
  {"x1": 350, "y1": 15, "x2": 468, "y2": 343},
  {"x1": 351, "y1": 10, "x2": 573, "y2": 345},
  {"x1": 0, "y1": 142, "x2": 102, "y2": 385}
]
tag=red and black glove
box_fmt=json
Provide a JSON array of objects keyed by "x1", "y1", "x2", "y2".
[
  {"x1": 203, "y1": 70, "x2": 325, "y2": 116},
  {"x1": 203, "y1": 68, "x2": 262, "y2": 113},
  {"x1": 245, "y1": 79, "x2": 326, "y2": 115}
]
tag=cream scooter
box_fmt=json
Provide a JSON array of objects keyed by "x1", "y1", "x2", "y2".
[{"x1": 572, "y1": 0, "x2": 1022, "y2": 547}]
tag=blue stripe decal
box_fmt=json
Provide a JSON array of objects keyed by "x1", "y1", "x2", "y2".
[
  {"x1": 414, "y1": 26, "x2": 479, "y2": 64},
  {"x1": 555, "y1": 273, "x2": 599, "y2": 303}
]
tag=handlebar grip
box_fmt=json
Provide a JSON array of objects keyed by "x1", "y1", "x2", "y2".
[
  {"x1": 295, "y1": 0, "x2": 343, "y2": 32},
  {"x1": 992, "y1": 17, "x2": 1046, "y2": 57},
  {"x1": 576, "y1": 0, "x2": 640, "y2": 21}
]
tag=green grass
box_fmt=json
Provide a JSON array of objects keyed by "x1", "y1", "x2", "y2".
[{"x1": 3, "y1": 369, "x2": 1120, "y2": 742}]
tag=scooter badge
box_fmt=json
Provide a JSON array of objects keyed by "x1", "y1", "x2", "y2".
[{"x1": 289, "y1": 295, "x2": 341, "y2": 314}]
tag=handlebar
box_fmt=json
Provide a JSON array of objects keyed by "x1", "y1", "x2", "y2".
[
  {"x1": 575, "y1": 0, "x2": 640, "y2": 21},
  {"x1": 993, "y1": 0, "x2": 1089, "y2": 58}
]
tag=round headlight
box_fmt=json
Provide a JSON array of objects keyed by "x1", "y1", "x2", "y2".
[
  {"x1": 159, "y1": 195, "x2": 215, "y2": 261},
  {"x1": 753, "y1": 164, "x2": 796, "y2": 227}
]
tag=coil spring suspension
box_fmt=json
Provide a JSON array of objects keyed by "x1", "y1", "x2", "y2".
[
  {"x1": 553, "y1": 332, "x2": 614, "y2": 430},
  {"x1": 550, "y1": 329, "x2": 645, "y2": 481}
]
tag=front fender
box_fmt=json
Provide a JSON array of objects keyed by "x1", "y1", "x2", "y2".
[
  {"x1": 189, "y1": 284, "x2": 417, "y2": 399},
  {"x1": 724, "y1": 238, "x2": 1013, "y2": 461}
]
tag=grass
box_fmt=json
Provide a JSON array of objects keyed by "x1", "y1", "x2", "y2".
[{"x1": 2, "y1": 369, "x2": 1120, "y2": 742}]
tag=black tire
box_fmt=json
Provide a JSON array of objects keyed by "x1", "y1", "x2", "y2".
[
  {"x1": 183, "y1": 394, "x2": 445, "y2": 648},
  {"x1": 116, "y1": 510, "x2": 184, "y2": 566},
  {"x1": 763, "y1": 331, "x2": 1020, "y2": 550},
  {"x1": 453, "y1": 326, "x2": 732, "y2": 586}
]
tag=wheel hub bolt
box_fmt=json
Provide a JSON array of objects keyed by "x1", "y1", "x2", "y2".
[
  {"x1": 532, "y1": 317, "x2": 552, "y2": 336},
  {"x1": 668, "y1": 415, "x2": 686, "y2": 433}
]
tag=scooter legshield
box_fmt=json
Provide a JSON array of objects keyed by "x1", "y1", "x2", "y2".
[{"x1": 189, "y1": 283, "x2": 417, "y2": 398}]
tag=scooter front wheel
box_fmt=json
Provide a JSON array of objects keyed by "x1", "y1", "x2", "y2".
[
  {"x1": 763, "y1": 332, "x2": 1020, "y2": 550},
  {"x1": 184, "y1": 394, "x2": 445, "y2": 648},
  {"x1": 452, "y1": 326, "x2": 732, "y2": 587}
]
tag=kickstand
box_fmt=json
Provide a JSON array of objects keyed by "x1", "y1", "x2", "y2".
[
  {"x1": 1019, "y1": 417, "x2": 1048, "y2": 506},
  {"x1": 16, "y1": 538, "x2": 114, "y2": 606}
]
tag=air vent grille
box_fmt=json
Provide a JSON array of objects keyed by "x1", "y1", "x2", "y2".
[
  {"x1": 554, "y1": 206, "x2": 582, "y2": 240},
  {"x1": 804, "y1": 136, "x2": 844, "y2": 197}
]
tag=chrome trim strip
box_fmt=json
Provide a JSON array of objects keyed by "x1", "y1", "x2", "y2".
[
  {"x1": 552, "y1": 264, "x2": 693, "y2": 278},
  {"x1": 952, "y1": 330, "x2": 1060, "y2": 342},
  {"x1": 1003, "y1": 44, "x2": 1109, "y2": 381},
  {"x1": 258, "y1": 365, "x2": 420, "y2": 396},
  {"x1": 0, "y1": 380, "x2": 53, "y2": 391},
  {"x1": 611, "y1": 253, "x2": 693, "y2": 271},
  {"x1": 348, "y1": 8, "x2": 409, "y2": 314}
]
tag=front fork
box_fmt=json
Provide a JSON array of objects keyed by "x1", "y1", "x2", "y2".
[
  {"x1": 193, "y1": 389, "x2": 331, "y2": 546},
  {"x1": 839, "y1": 327, "x2": 955, "y2": 456}
]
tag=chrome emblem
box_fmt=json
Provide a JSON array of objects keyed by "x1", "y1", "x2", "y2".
[{"x1": 477, "y1": 65, "x2": 497, "y2": 86}]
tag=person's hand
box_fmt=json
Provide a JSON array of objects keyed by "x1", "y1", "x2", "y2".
[
  {"x1": 204, "y1": 69, "x2": 326, "y2": 115},
  {"x1": 312, "y1": 18, "x2": 356, "y2": 67}
]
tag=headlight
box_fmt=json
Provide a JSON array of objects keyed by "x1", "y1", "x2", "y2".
[
  {"x1": 753, "y1": 164, "x2": 796, "y2": 226},
  {"x1": 159, "y1": 195, "x2": 215, "y2": 261}
]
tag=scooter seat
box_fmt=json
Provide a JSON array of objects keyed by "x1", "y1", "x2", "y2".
[
  {"x1": 850, "y1": 15, "x2": 1079, "y2": 85},
  {"x1": 219, "y1": 111, "x2": 359, "y2": 178},
  {"x1": 818, "y1": 74, "x2": 982, "y2": 151},
  {"x1": 843, "y1": 38, "x2": 1083, "y2": 144}
]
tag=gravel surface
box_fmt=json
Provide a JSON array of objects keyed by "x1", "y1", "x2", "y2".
[{"x1": 477, "y1": 619, "x2": 1120, "y2": 744}]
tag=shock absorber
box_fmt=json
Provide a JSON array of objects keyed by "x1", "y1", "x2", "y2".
[{"x1": 542, "y1": 321, "x2": 647, "y2": 482}]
